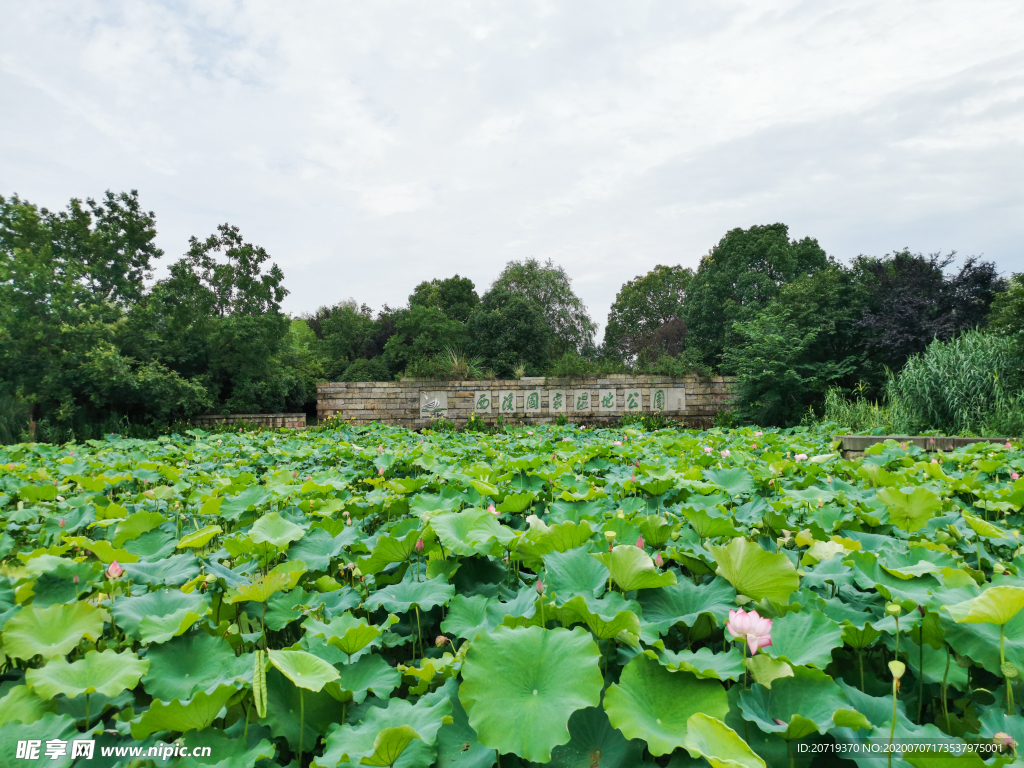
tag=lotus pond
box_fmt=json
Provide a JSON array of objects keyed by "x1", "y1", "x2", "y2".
[{"x1": 0, "y1": 424, "x2": 1023, "y2": 768}]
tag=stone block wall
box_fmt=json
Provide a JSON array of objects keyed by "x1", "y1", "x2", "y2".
[
  {"x1": 316, "y1": 375, "x2": 736, "y2": 428},
  {"x1": 189, "y1": 413, "x2": 308, "y2": 430}
]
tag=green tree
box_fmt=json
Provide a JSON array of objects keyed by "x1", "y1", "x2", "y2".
[
  {"x1": 304, "y1": 301, "x2": 376, "y2": 380},
  {"x1": 684, "y1": 224, "x2": 830, "y2": 369},
  {"x1": 722, "y1": 267, "x2": 866, "y2": 426},
  {"x1": 467, "y1": 289, "x2": 553, "y2": 377},
  {"x1": 989, "y1": 273, "x2": 1024, "y2": 340},
  {"x1": 490, "y1": 258, "x2": 596, "y2": 355},
  {"x1": 382, "y1": 305, "x2": 468, "y2": 376},
  {"x1": 409, "y1": 275, "x2": 479, "y2": 322},
  {"x1": 603, "y1": 265, "x2": 693, "y2": 362}
]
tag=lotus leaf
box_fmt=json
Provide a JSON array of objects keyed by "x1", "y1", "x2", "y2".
[
  {"x1": 603, "y1": 654, "x2": 728, "y2": 756},
  {"x1": 3, "y1": 602, "x2": 103, "y2": 660},
  {"x1": 26, "y1": 648, "x2": 149, "y2": 699},
  {"x1": 684, "y1": 713, "x2": 766, "y2": 768},
  {"x1": 592, "y1": 545, "x2": 677, "y2": 592},
  {"x1": 460, "y1": 626, "x2": 602, "y2": 762},
  {"x1": 710, "y1": 537, "x2": 799, "y2": 603}
]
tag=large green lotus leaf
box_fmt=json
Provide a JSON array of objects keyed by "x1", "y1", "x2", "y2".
[
  {"x1": 260, "y1": 667, "x2": 347, "y2": 754},
  {"x1": 558, "y1": 593, "x2": 642, "y2": 644},
  {"x1": 61, "y1": 536, "x2": 139, "y2": 564},
  {"x1": 142, "y1": 633, "x2": 252, "y2": 701},
  {"x1": 543, "y1": 547, "x2": 608, "y2": 600},
  {"x1": 636, "y1": 577, "x2": 736, "y2": 636},
  {"x1": 684, "y1": 713, "x2": 766, "y2": 768},
  {"x1": 603, "y1": 654, "x2": 728, "y2": 756},
  {"x1": 122, "y1": 552, "x2": 200, "y2": 587},
  {"x1": 288, "y1": 527, "x2": 351, "y2": 572},
  {"x1": 126, "y1": 528, "x2": 178, "y2": 560},
  {"x1": 763, "y1": 609, "x2": 844, "y2": 668},
  {"x1": 460, "y1": 626, "x2": 603, "y2": 762},
  {"x1": 358, "y1": 528, "x2": 423, "y2": 575},
  {"x1": 549, "y1": 706, "x2": 646, "y2": 768},
  {"x1": 899, "y1": 637, "x2": 968, "y2": 690},
  {"x1": 28, "y1": 560, "x2": 101, "y2": 606},
  {"x1": 877, "y1": 486, "x2": 941, "y2": 532},
  {"x1": 435, "y1": 686, "x2": 496, "y2": 768},
  {"x1": 656, "y1": 646, "x2": 745, "y2": 682},
  {"x1": 26, "y1": 649, "x2": 148, "y2": 699},
  {"x1": 961, "y1": 512, "x2": 1007, "y2": 539},
  {"x1": 738, "y1": 666, "x2": 870, "y2": 741},
  {"x1": 682, "y1": 507, "x2": 742, "y2": 540},
  {"x1": 0, "y1": 685, "x2": 58, "y2": 726},
  {"x1": 0, "y1": 713, "x2": 85, "y2": 768},
  {"x1": 944, "y1": 585, "x2": 1024, "y2": 625},
  {"x1": 637, "y1": 515, "x2": 674, "y2": 548},
  {"x1": 709, "y1": 537, "x2": 798, "y2": 603},
  {"x1": 314, "y1": 679, "x2": 453, "y2": 768},
  {"x1": 111, "y1": 589, "x2": 209, "y2": 639},
  {"x1": 497, "y1": 492, "x2": 536, "y2": 514},
  {"x1": 430, "y1": 509, "x2": 514, "y2": 557},
  {"x1": 177, "y1": 524, "x2": 223, "y2": 549},
  {"x1": 138, "y1": 606, "x2": 206, "y2": 644},
  {"x1": 268, "y1": 649, "x2": 340, "y2": 692},
  {"x1": 3, "y1": 601, "x2": 103, "y2": 660},
  {"x1": 329, "y1": 653, "x2": 401, "y2": 704},
  {"x1": 540, "y1": 520, "x2": 596, "y2": 553},
  {"x1": 440, "y1": 593, "x2": 535, "y2": 641},
  {"x1": 801, "y1": 556, "x2": 855, "y2": 591},
  {"x1": 304, "y1": 612, "x2": 397, "y2": 658},
  {"x1": 131, "y1": 684, "x2": 238, "y2": 739},
  {"x1": 174, "y1": 727, "x2": 277, "y2": 768},
  {"x1": 364, "y1": 575, "x2": 456, "y2": 613},
  {"x1": 220, "y1": 486, "x2": 271, "y2": 521},
  {"x1": 592, "y1": 545, "x2": 677, "y2": 592},
  {"x1": 248, "y1": 511, "x2": 306, "y2": 548},
  {"x1": 112, "y1": 511, "x2": 167, "y2": 548},
  {"x1": 845, "y1": 551, "x2": 939, "y2": 608},
  {"x1": 942, "y1": 609, "x2": 1024, "y2": 675},
  {"x1": 224, "y1": 560, "x2": 307, "y2": 603},
  {"x1": 703, "y1": 468, "x2": 757, "y2": 497}
]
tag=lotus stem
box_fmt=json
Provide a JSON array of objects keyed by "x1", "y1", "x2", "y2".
[
  {"x1": 889, "y1": 677, "x2": 897, "y2": 768},
  {"x1": 942, "y1": 646, "x2": 950, "y2": 732},
  {"x1": 858, "y1": 649, "x2": 865, "y2": 692},
  {"x1": 415, "y1": 605, "x2": 423, "y2": 660},
  {"x1": 917, "y1": 637, "x2": 924, "y2": 723},
  {"x1": 84, "y1": 692, "x2": 90, "y2": 731},
  {"x1": 298, "y1": 688, "x2": 305, "y2": 763},
  {"x1": 1002, "y1": 623, "x2": 1014, "y2": 715}
]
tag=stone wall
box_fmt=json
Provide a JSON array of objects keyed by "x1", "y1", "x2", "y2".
[
  {"x1": 190, "y1": 413, "x2": 307, "y2": 430},
  {"x1": 835, "y1": 434, "x2": 1010, "y2": 460},
  {"x1": 316, "y1": 375, "x2": 736, "y2": 428}
]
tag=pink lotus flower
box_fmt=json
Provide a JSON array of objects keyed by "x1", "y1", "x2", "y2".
[
  {"x1": 488, "y1": 504, "x2": 498, "y2": 515},
  {"x1": 612, "y1": 440, "x2": 622, "y2": 447},
  {"x1": 702, "y1": 446, "x2": 712, "y2": 454},
  {"x1": 1013, "y1": 472, "x2": 1020, "y2": 480},
  {"x1": 931, "y1": 458, "x2": 939, "y2": 464},
  {"x1": 654, "y1": 552, "x2": 664, "y2": 567},
  {"x1": 1006, "y1": 442, "x2": 1013, "y2": 449},
  {"x1": 73, "y1": 575, "x2": 79, "y2": 584},
  {"x1": 630, "y1": 475, "x2": 636, "y2": 483},
  {"x1": 635, "y1": 460, "x2": 640, "y2": 467},
  {"x1": 720, "y1": 450, "x2": 730, "y2": 458},
  {"x1": 751, "y1": 443, "x2": 757, "y2": 449},
  {"x1": 794, "y1": 453, "x2": 808, "y2": 461},
  {"x1": 415, "y1": 538, "x2": 424, "y2": 553},
  {"x1": 58, "y1": 518, "x2": 65, "y2": 528},
  {"x1": 106, "y1": 560, "x2": 124, "y2": 580},
  {"x1": 377, "y1": 444, "x2": 383, "y2": 453},
  {"x1": 292, "y1": 470, "x2": 298, "y2": 478},
  {"x1": 754, "y1": 431, "x2": 763, "y2": 437},
  {"x1": 435, "y1": 635, "x2": 448, "y2": 648},
  {"x1": 727, "y1": 608, "x2": 773, "y2": 655},
  {"x1": 636, "y1": 535, "x2": 645, "y2": 549},
  {"x1": 536, "y1": 579, "x2": 544, "y2": 595},
  {"x1": 378, "y1": 467, "x2": 384, "y2": 475}
]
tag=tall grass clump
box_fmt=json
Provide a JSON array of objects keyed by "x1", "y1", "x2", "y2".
[
  {"x1": 0, "y1": 392, "x2": 30, "y2": 445},
  {"x1": 821, "y1": 386, "x2": 901, "y2": 434},
  {"x1": 886, "y1": 329, "x2": 1024, "y2": 435}
]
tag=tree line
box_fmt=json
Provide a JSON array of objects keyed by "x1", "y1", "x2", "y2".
[{"x1": 1, "y1": 190, "x2": 1018, "y2": 441}]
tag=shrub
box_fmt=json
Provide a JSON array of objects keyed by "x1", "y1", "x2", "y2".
[{"x1": 341, "y1": 358, "x2": 392, "y2": 382}]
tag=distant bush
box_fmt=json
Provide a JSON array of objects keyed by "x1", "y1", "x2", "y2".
[{"x1": 341, "y1": 358, "x2": 392, "y2": 382}]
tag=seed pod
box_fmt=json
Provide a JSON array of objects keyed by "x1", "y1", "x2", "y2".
[{"x1": 253, "y1": 650, "x2": 268, "y2": 718}]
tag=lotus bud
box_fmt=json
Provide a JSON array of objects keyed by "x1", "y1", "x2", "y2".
[
  {"x1": 994, "y1": 732, "x2": 1016, "y2": 750},
  {"x1": 378, "y1": 467, "x2": 384, "y2": 475},
  {"x1": 56, "y1": 495, "x2": 64, "y2": 502},
  {"x1": 654, "y1": 552, "x2": 664, "y2": 568},
  {"x1": 994, "y1": 562, "x2": 1006, "y2": 575},
  {"x1": 616, "y1": 510, "x2": 625, "y2": 519},
  {"x1": 59, "y1": 518, "x2": 65, "y2": 528},
  {"x1": 106, "y1": 560, "x2": 124, "y2": 580},
  {"x1": 636, "y1": 535, "x2": 645, "y2": 549},
  {"x1": 306, "y1": 475, "x2": 312, "y2": 482},
  {"x1": 415, "y1": 538, "x2": 424, "y2": 553},
  {"x1": 955, "y1": 654, "x2": 972, "y2": 669},
  {"x1": 73, "y1": 574, "x2": 79, "y2": 584},
  {"x1": 1007, "y1": 442, "x2": 1013, "y2": 449},
  {"x1": 292, "y1": 470, "x2": 298, "y2": 478},
  {"x1": 888, "y1": 660, "x2": 906, "y2": 679},
  {"x1": 536, "y1": 579, "x2": 544, "y2": 595},
  {"x1": 1013, "y1": 472, "x2": 1020, "y2": 480},
  {"x1": 352, "y1": 567, "x2": 362, "y2": 578},
  {"x1": 773, "y1": 718, "x2": 786, "y2": 726},
  {"x1": 435, "y1": 635, "x2": 448, "y2": 648},
  {"x1": 630, "y1": 475, "x2": 636, "y2": 482}
]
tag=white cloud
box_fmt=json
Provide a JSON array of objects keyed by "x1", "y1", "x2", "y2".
[{"x1": 1, "y1": 0, "x2": 1022, "y2": 336}]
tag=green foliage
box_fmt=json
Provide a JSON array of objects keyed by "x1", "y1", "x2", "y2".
[
  {"x1": 466, "y1": 289, "x2": 553, "y2": 378},
  {"x1": 490, "y1": 257, "x2": 597, "y2": 356},
  {"x1": 683, "y1": 223, "x2": 830, "y2": 368},
  {"x1": 604, "y1": 264, "x2": 693, "y2": 362},
  {"x1": 1, "y1": 422, "x2": 1023, "y2": 764}
]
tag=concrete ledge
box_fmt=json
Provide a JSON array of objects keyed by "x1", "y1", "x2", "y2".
[
  {"x1": 190, "y1": 413, "x2": 307, "y2": 429},
  {"x1": 834, "y1": 434, "x2": 1009, "y2": 459}
]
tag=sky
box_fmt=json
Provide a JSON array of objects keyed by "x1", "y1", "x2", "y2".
[{"x1": 3, "y1": 1, "x2": 1024, "y2": 336}]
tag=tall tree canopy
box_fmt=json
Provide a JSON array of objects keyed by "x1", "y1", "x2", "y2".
[
  {"x1": 683, "y1": 224, "x2": 830, "y2": 369},
  {"x1": 603, "y1": 265, "x2": 693, "y2": 362},
  {"x1": 490, "y1": 258, "x2": 596, "y2": 355}
]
